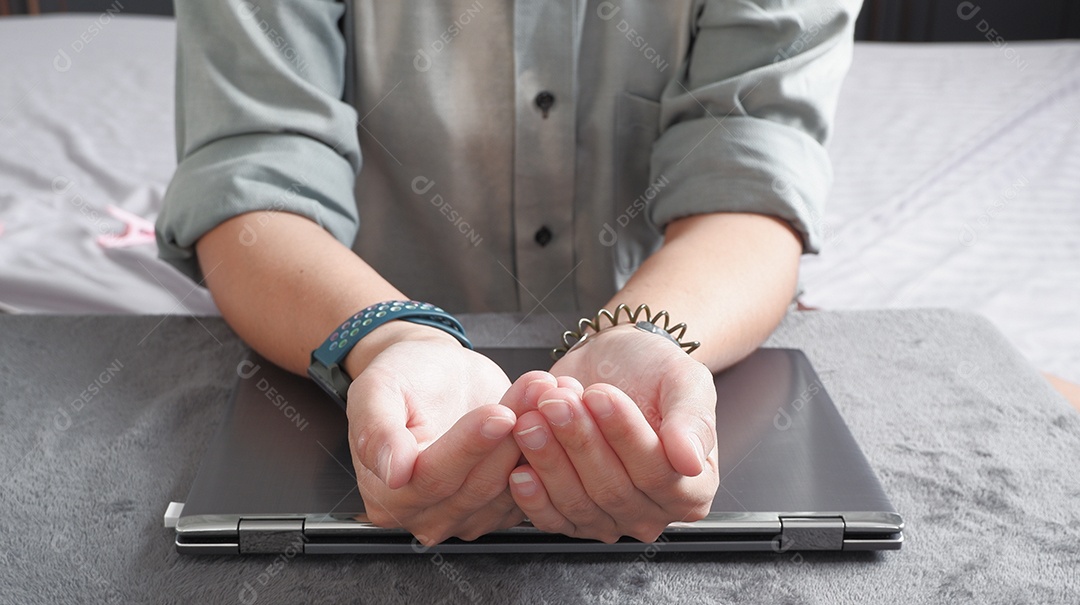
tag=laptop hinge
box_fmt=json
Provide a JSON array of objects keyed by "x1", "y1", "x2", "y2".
[
  {"x1": 779, "y1": 516, "x2": 845, "y2": 551},
  {"x1": 238, "y1": 519, "x2": 306, "y2": 554}
]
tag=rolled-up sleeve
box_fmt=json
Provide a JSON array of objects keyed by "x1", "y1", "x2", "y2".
[
  {"x1": 156, "y1": 0, "x2": 361, "y2": 281},
  {"x1": 648, "y1": 0, "x2": 859, "y2": 253}
]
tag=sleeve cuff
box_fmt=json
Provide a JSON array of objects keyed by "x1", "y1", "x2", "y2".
[
  {"x1": 155, "y1": 132, "x2": 359, "y2": 282},
  {"x1": 648, "y1": 115, "x2": 832, "y2": 253}
]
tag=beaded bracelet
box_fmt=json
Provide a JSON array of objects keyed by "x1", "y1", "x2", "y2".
[{"x1": 551, "y1": 303, "x2": 701, "y2": 360}]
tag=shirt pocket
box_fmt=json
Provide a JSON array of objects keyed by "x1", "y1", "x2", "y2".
[{"x1": 611, "y1": 90, "x2": 664, "y2": 286}]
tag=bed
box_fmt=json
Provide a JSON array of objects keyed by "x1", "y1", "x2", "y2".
[{"x1": 1, "y1": 14, "x2": 1077, "y2": 383}]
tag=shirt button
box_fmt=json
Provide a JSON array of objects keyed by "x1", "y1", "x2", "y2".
[
  {"x1": 534, "y1": 226, "x2": 553, "y2": 247},
  {"x1": 534, "y1": 91, "x2": 555, "y2": 118}
]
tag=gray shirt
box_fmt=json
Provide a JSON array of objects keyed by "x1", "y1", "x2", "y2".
[{"x1": 156, "y1": 0, "x2": 858, "y2": 313}]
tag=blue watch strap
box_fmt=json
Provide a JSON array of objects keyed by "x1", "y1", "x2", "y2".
[{"x1": 307, "y1": 300, "x2": 472, "y2": 408}]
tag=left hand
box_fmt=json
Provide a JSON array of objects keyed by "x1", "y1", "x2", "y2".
[{"x1": 506, "y1": 324, "x2": 719, "y2": 543}]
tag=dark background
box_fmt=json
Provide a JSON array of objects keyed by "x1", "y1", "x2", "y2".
[{"x1": 1, "y1": 0, "x2": 1078, "y2": 41}]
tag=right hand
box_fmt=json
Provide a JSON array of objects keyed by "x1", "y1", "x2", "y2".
[{"x1": 345, "y1": 323, "x2": 529, "y2": 546}]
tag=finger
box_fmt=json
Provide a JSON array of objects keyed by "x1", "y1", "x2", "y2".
[
  {"x1": 435, "y1": 429, "x2": 522, "y2": 523},
  {"x1": 514, "y1": 406, "x2": 620, "y2": 543},
  {"x1": 348, "y1": 376, "x2": 419, "y2": 490},
  {"x1": 507, "y1": 465, "x2": 576, "y2": 538},
  {"x1": 537, "y1": 388, "x2": 667, "y2": 537},
  {"x1": 498, "y1": 370, "x2": 558, "y2": 416},
  {"x1": 409, "y1": 404, "x2": 517, "y2": 499},
  {"x1": 556, "y1": 375, "x2": 584, "y2": 396},
  {"x1": 581, "y1": 384, "x2": 681, "y2": 501},
  {"x1": 657, "y1": 363, "x2": 718, "y2": 477},
  {"x1": 453, "y1": 489, "x2": 525, "y2": 541}
]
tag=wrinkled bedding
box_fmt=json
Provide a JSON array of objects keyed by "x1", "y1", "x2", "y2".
[
  {"x1": 0, "y1": 15, "x2": 216, "y2": 315},
  {"x1": 801, "y1": 41, "x2": 1080, "y2": 384}
]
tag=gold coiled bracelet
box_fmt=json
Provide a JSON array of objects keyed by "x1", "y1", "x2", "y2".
[{"x1": 551, "y1": 303, "x2": 701, "y2": 360}]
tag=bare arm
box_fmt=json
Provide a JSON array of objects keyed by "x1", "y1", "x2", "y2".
[
  {"x1": 609, "y1": 212, "x2": 803, "y2": 372},
  {"x1": 195, "y1": 211, "x2": 454, "y2": 378}
]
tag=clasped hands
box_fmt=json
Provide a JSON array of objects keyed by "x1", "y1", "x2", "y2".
[{"x1": 346, "y1": 324, "x2": 719, "y2": 546}]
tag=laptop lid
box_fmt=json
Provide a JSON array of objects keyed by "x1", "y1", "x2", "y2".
[{"x1": 173, "y1": 348, "x2": 903, "y2": 554}]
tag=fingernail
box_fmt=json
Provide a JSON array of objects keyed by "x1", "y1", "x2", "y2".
[
  {"x1": 583, "y1": 389, "x2": 614, "y2": 419},
  {"x1": 689, "y1": 433, "x2": 706, "y2": 465},
  {"x1": 481, "y1": 415, "x2": 515, "y2": 440},
  {"x1": 538, "y1": 398, "x2": 573, "y2": 426},
  {"x1": 516, "y1": 425, "x2": 548, "y2": 450},
  {"x1": 376, "y1": 444, "x2": 392, "y2": 484},
  {"x1": 510, "y1": 471, "x2": 537, "y2": 496},
  {"x1": 525, "y1": 378, "x2": 555, "y2": 406}
]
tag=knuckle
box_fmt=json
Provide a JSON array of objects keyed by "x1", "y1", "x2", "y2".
[
  {"x1": 598, "y1": 410, "x2": 637, "y2": 443},
  {"x1": 627, "y1": 521, "x2": 665, "y2": 544},
  {"x1": 596, "y1": 530, "x2": 623, "y2": 544},
  {"x1": 530, "y1": 515, "x2": 571, "y2": 536},
  {"x1": 686, "y1": 409, "x2": 716, "y2": 437},
  {"x1": 415, "y1": 527, "x2": 450, "y2": 546},
  {"x1": 500, "y1": 510, "x2": 526, "y2": 530},
  {"x1": 683, "y1": 501, "x2": 712, "y2": 522},
  {"x1": 590, "y1": 481, "x2": 635, "y2": 511},
  {"x1": 633, "y1": 465, "x2": 674, "y2": 494},
  {"x1": 365, "y1": 506, "x2": 396, "y2": 529},
  {"x1": 558, "y1": 425, "x2": 605, "y2": 454},
  {"x1": 456, "y1": 474, "x2": 504, "y2": 505},
  {"x1": 456, "y1": 527, "x2": 484, "y2": 542},
  {"x1": 668, "y1": 490, "x2": 713, "y2": 522},
  {"x1": 559, "y1": 493, "x2": 599, "y2": 521},
  {"x1": 412, "y1": 468, "x2": 459, "y2": 500}
]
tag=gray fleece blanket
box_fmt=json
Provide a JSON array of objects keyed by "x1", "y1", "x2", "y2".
[{"x1": 0, "y1": 310, "x2": 1077, "y2": 604}]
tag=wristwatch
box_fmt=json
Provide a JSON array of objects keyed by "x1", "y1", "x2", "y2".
[{"x1": 307, "y1": 300, "x2": 472, "y2": 409}]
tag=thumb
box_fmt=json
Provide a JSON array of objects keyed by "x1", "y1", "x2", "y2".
[
  {"x1": 657, "y1": 364, "x2": 717, "y2": 477},
  {"x1": 498, "y1": 370, "x2": 558, "y2": 416},
  {"x1": 347, "y1": 376, "x2": 419, "y2": 490}
]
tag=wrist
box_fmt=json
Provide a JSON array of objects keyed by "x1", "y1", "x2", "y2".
[
  {"x1": 343, "y1": 320, "x2": 460, "y2": 379},
  {"x1": 553, "y1": 304, "x2": 699, "y2": 360}
]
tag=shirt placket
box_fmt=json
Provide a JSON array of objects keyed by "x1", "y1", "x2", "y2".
[{"x1": 511, "y1": 0, "x2": 579, "y2": 311}]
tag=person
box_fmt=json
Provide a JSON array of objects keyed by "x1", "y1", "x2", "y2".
[{"x1": 156, "y1": 1, "x2": 860, "y2": 545}]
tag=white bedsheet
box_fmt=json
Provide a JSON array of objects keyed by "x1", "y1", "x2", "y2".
[
  {"x1": 0, "y1": 16, "x2": 1077, "y2": 382},
  {"x1": 802, "y1": 41, "x2": 1080, "y2": 383},
  {"x1": 0, "y1": 15, "x2": 216, "y2": 315}
]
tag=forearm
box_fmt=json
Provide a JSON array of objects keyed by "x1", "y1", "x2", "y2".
[
  {"x1": 608, "y1": 212, "x2": 802, "y2": 373},
  {"x1": 196, "y1": 211, "x2": 453, "y2": 378}
]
